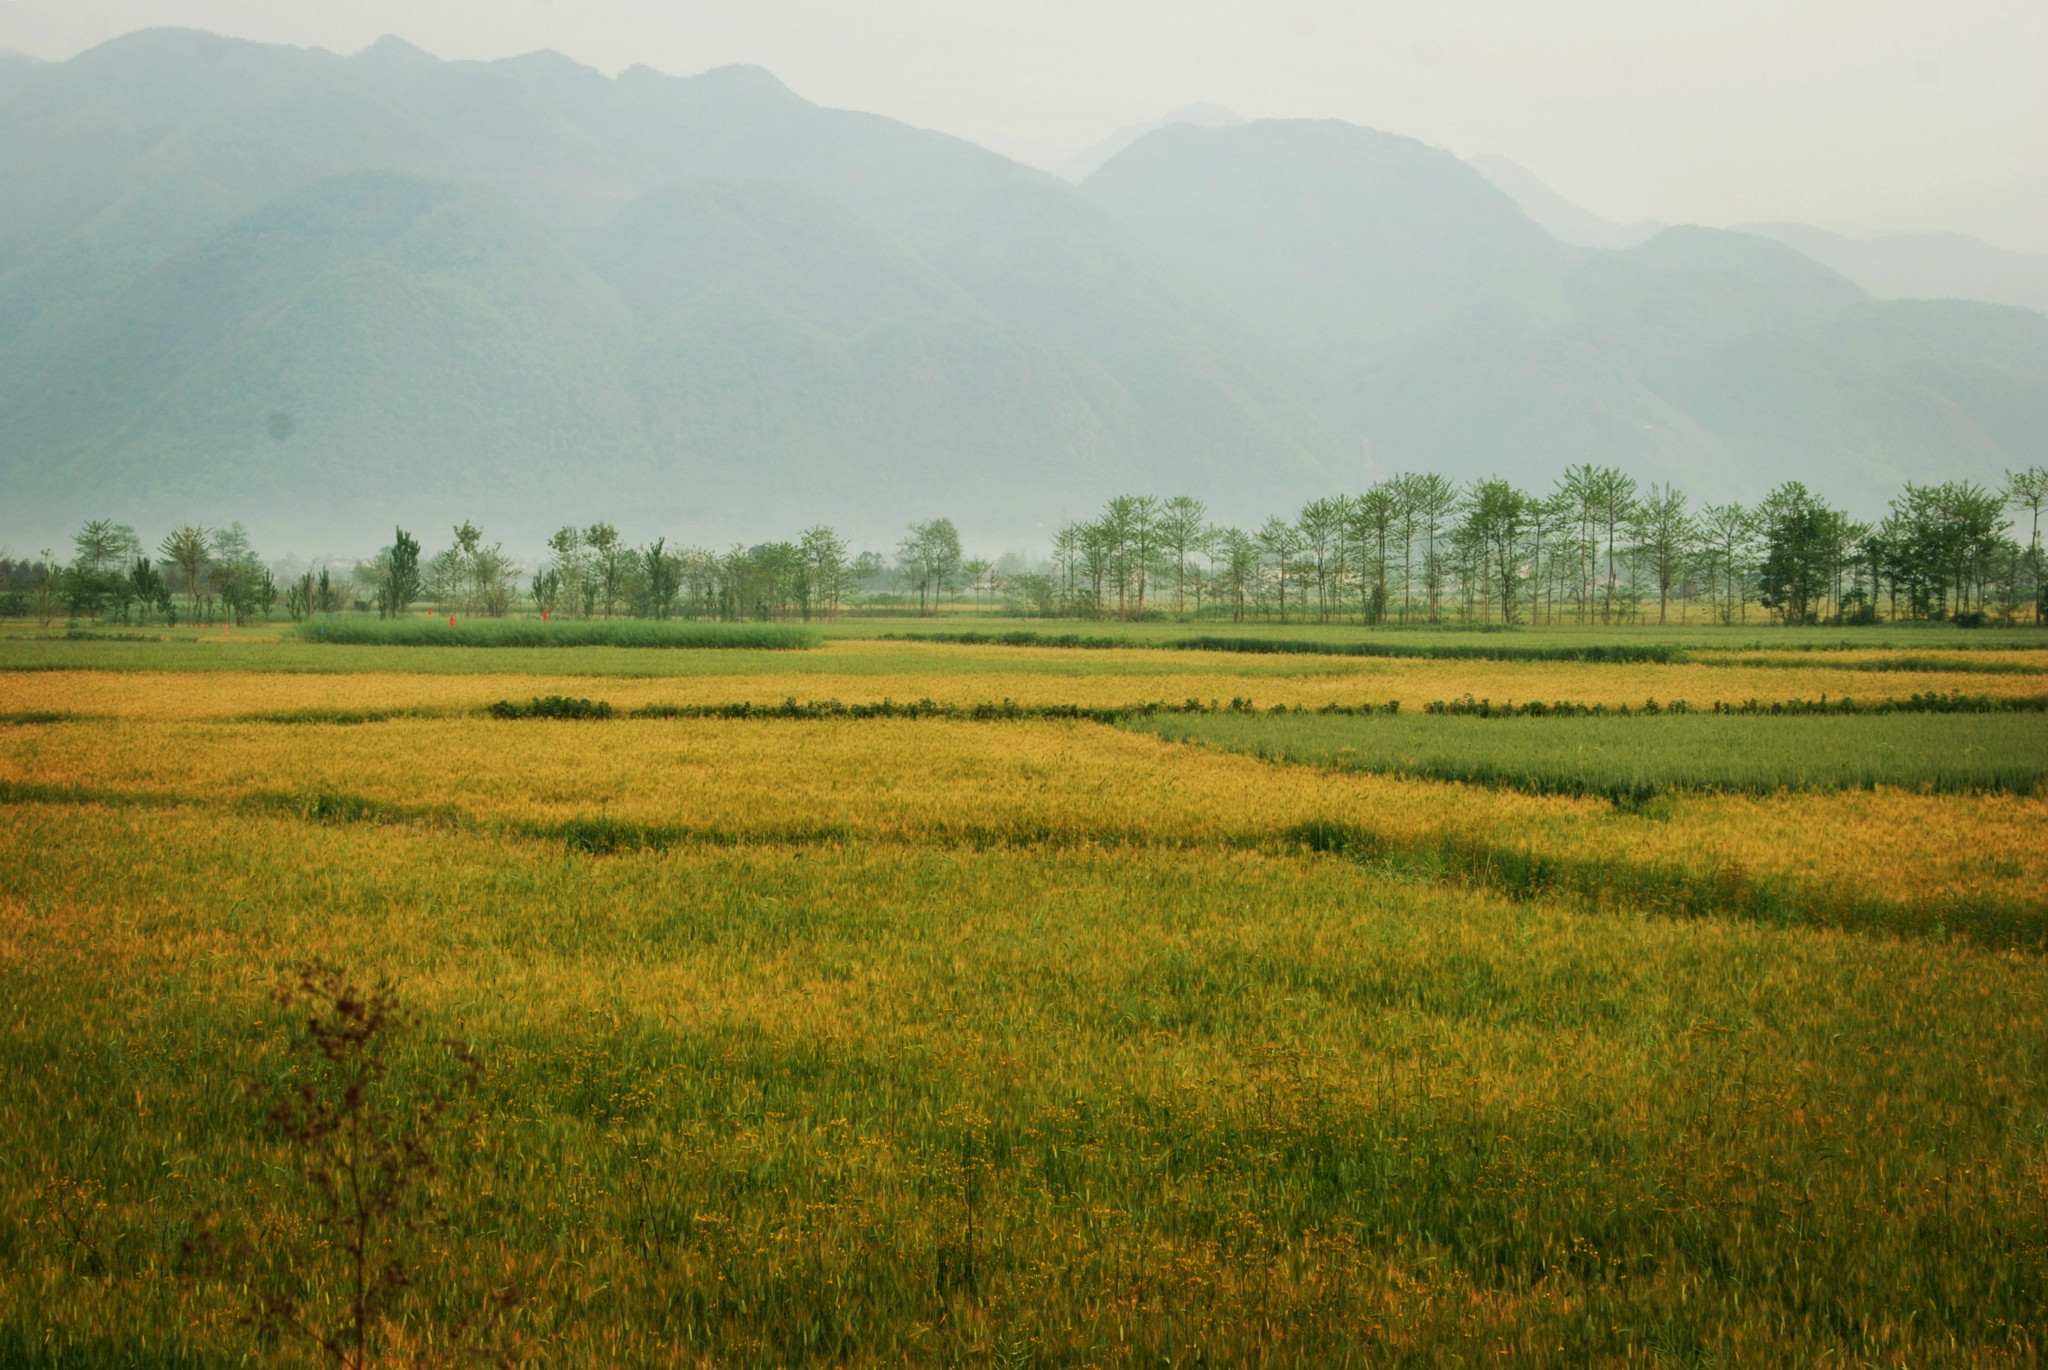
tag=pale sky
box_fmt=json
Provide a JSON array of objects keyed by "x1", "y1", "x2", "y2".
[{"x1": 3, "y1": 0, "x2": 2044, "y2": 249}]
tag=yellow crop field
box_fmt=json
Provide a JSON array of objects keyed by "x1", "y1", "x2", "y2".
[
  {"x1": 5, "y1": 639, "x2": 2044, "y2": 722},
  {"x1": 6, "y1": 712, "x2": 2043, "y2": 933},
  {"x1": 4, "y1": 635, "x2": 2046, "y2": 1367}
]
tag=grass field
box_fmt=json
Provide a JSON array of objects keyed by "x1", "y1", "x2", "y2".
[
  {"x1": 1128, "y1": 709, "x2": 2048, "y2": 802},
  {"x1": 4, "y1": 623, "x2": 2047, "y2": 1366}
]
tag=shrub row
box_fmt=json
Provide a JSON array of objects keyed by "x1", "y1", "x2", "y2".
[
  {"x1": 485, "y1": 696, "x2": 1408, "y2": 723},
  {"x1": 882, "y1": 630, "x2": 1683, "y2": 663},
  {"x1": 1421, "y1": 691, "x2": 2048, "y2": 717},
  {"x1": 296, "y1": 619, "x2": 820, "y2": 649}
]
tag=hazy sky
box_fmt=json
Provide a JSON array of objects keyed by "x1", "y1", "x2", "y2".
[{"x1": 3, "y1": 0, "x2": 2044, "y2": 249}]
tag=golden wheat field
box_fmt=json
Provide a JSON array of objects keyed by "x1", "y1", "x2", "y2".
[
  {"x1": 7, "y1": 635, "x2": 2046, "y2": 720},
  {"x1": 4, "y1": 632, "x2": 2047, "y2": 1368},
  {"x1": 5, "y1": 713, "x2": 2046, "y2": 917}
]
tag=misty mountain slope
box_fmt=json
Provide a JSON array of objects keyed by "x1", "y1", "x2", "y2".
[
  {"x1": 1463, "y1": 151, "x2": 2048, "y2": 316},
  {"x1": 1350, "y1": 228, "x2": 2045, "y2": 494},
  {"x1": 0, "y1": 29, "x2": 2040, "y2": 551},
  {"x1": 1614, "y1": 227, "x2": 1867, "y2": 315},
  {"x1": 0, "y1": 52, "x2": 40, "y2": 93},
  {"x1": 586, "y1": 179, "x2": 986, "y2": 331},
  {"x1": 1, "y1": 172, "x2": 647, "y2": 523},
  {"x1": 1783, "y1": 301, "x2": 2048, "y2": 465},
  {"x1": 574, "y1": 63, "x2": 1349, "y2": 471},
  {"x1": 577, "y1": 175, "x2": 1330, "y2": 527},
  {"x1": 0, "y1": 32, "x2": 441, "y2": 266},
  {"x1": 1077, "y1": 120, "x2": 2040, "y2": 501},
  {"x1": 0, "y1": 30, "x2": 1356, "y2": 546},
  {"x1": 1736, "y1": 222, "x2": 2048, "y2": 317},
  {"x1": 582, "y1": 178, "x2": 1144, "y2": 524},
  {"x1": 1082, "y1": 120, "x2": 1573, "y2": 347}
]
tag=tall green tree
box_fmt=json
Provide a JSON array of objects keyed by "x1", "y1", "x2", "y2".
[
  {"x1": 637, "y1": 538, "x2": 682, "y2": 619},
  {"x1": 1390, "y1": 474, "x2": 1422, "y2": 623},
  {"x1": 585, "y1": 524, "x2": 628, "y2": 618},
  {"x1": 379, "y1": 528, "x2": 422, "y2": 619},
  {"x1": 799, "y1": 526, "x2": 851, "y2": 620},
  {"x1": 545, "y1": 527, "x2": 586, "y2": 619},
  {"x1": 1157, "y1": 496, "x2": 1208, "y2": 618},
  {"x1": 1405, "y1": 474, "x2": 1458, "y2": 623},
  {"x1": 1213, "y1": 527, "x2": 1259, "y2": 623},
  {"x1": 2006, "y1": 467, "x2": 2047, "y2": 625},
  {"x1": 129, "y1": 557, "x2": 170, "y2": 625},
  {"x1": 1757, "y1": 483, "x2": 1840, "y2": 625},
  {"x1": 67, "y1": 520, "x2": 142, "y2": 620},
  {"x1": 1581, "y1": 468, "x2": 1639, "y2": 625},
  {"x1": 897, "y1": 519, "x2": 963, "y2": 616},
  {"x1": 1350, "y1": 484, "x2": 1398, "y2": 625},
  {"x1": 1297, "y1": 496, "x2": 1350, "y2": 623},
  {"x1": 1697, "y1": 502, "x2": 1756, "y2": 625},
  {"x1": 158, "y1": 525, "x2": 210, "y2": 623},
  {"x1": 1460, "y1": 480, "x2": 1530, "y2": 625},
  {"x1": 1632, "y1": 483, "x2": 1696, "y2": 625},
  {"x1": 1255, "y1": 516, "x2": 1303, "y2": 622}
]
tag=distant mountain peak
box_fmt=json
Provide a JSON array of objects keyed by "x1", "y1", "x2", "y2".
[
  {"x1": 1058, "y1": 103, "x2": 1245, "y2": 184},
  {"x1": 625, "y1": 62, "x2": 797, "y2": 101},
  {"x1": 1624, "y1": 224, "x2": 1869, "y2": 308},
  {"x1": 355, "y1": 34, "x2": 438, "y2": 66}
]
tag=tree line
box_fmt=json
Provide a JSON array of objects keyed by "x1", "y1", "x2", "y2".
[
  {"x1": 8, "y1": 467, "x2": 2044, "y2": 628},
  {"x1": 1036, "y1": 470, "x2": 2047, "y2": 628}
]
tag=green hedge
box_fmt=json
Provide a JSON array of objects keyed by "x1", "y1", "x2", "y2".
[
  {"x1": 295, "y1": 618, "x2": 820, "y2": 650},
  {"x1": 883, "y1": 629, "x2": 1681, "y2": 662}
]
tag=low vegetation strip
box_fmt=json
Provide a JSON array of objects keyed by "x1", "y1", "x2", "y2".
[
  {"x1": 883, "y1": 629, "x2": 1684, "y2": 663},
  {"x1": 234, "y1": 706, "x2": 461, "y2": 724},
  {"x1": 483, "y1": 695, "x2": 1395, "y2": 723},
  {"x1": 5, "y1": 773, "x2": 2040, "y2": 949},
  {"x1": 1422, "y1": 689, "x2": 2048, "y2": 716},
  {"x1": 1130, "y1": 709, "x2": 2048, "y2": 804},
  {"x1": 294, "y1": 618, "x2": 820, "y2": 649},
  {"x1": 1282, "y1": 819, "x2": 2044, "y2": 948},
  {"x1": 1172, "y1": 634, "x2": 1683, "y2": 663},
  {"x1": 475, "y1": 690, "x2": 2046, "y2": 725},
  {"x1": 1716, "y1": 652, "x2": 2048, "y2": 676}
]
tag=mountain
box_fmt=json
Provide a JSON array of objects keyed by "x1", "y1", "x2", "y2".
[
  {"x1": 1469, "y1": 154, "x2": 2048, "y2": 316},
  {"x1": 1, "y1": 173, "x2": 646, "y2": 529},
  {"x1": 1466, "y1": 154, "x2": 1664, "y2": 250},
  {"x1": 1854, "y1": 173, "x2": 2048, "y2": 257},
  {"x1": 1733, "y1": 223, "x2": 2048, "y2": 317},
  {"x1": 0, "y1": 30, "x2": 1347, "y2": 551},
  {"x1": 1085, "y1": 120, "x2": 1572, "y2": 351},
  {"x1": 1348, "y1": 226, "x2": 2047, "y2": 496},
  {"x1": 1083, "y1": 120, "x2": 2043, "y2": 503},
  {"x1": 0, "y1": 31, "x2": 2041, "y2": 556},
  {"x1": 1058, "y1": 103, "x2": 1244, "y2": 184}
]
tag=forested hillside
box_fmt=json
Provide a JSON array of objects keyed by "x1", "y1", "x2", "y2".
[{"x1": 0, "y1": 28, "x2": 2041, "y2": 555}]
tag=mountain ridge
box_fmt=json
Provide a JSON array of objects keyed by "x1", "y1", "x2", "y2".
[
  {"x1": 0, "y1": 33, "x2": 2040, "y2": 556},
  {"x1": 1469, "y1": 152, "x2": 2048, "y2": 317}
]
